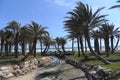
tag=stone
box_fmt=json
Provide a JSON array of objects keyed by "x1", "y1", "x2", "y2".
[
  {"x1": 24, "y1": 61, "x2": 29, "y2": 68},
  {"x1": 33, "y1": 59, "x2": 38, "y2": 65},
  {"x1": 4, "y1": 73, "x2": 14, "y2": 78},
  {"x1": 13, "y1": 65, "x2": 20, "y2": 70}
]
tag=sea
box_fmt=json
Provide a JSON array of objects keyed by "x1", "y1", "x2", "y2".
[{"x1": 15, "y1": 46, "x2": 120, "y2": 52}]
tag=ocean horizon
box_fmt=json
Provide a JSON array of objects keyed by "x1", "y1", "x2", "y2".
[{"x1": 9, "y1": 46, "x2": 120, "y2": 52}]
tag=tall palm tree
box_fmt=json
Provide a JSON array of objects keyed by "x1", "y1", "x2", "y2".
[
  {"x1": 108, "y1": 24, "x2": 120, "y2": 53},
  {"x1": 5, "y1": 21, "x2": 20, "y2": 58},
  {"x1": 64, "y1": 2, "x2": 111, "y2": 64},
  {"x1": 19, "y1": 25, "x2": 31, "y2": 56},
  {"x1": 59, "y1": 37, "x2": 67, "y2": 53},
  {"x1": 4, "y1": 30, "x2": 13, "y2": 56},
  {"x1": 55, "y1": 37, "x2": 61, "y2": 52},
  {"x1": 0, "y1": 30, "x2": 5, "y2": 57},
  {"x1": 91, "y1": 30, "x2": 100, "y2": 54},
  {"x1": 21, "y1": 22, "x2": 48, "y2": 61},
  {"x1": 64, "y1": 14, "x2": 82, "y2": 57},
  {"x1": 42, "y1": 35, "x2": 51, "y2": 55},
  {"x1": 39, "y1": 32, "x2": 49, "y2": 55},
  {"x1": 100, "y1": 23, "x2": 112, "y2": 56},
  {"x1": 25, "y1": 22, "x2": 48, "y2": 57},
  {"x1": 66, "y1": 32, "x2": 76, "y2": 52}
]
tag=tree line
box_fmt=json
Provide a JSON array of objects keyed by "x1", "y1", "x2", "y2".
[
  {"x1": 1, "y1": 1, "x2": 120, "y2": 64},
  {"x1": 64, "y1": 2, "x2": 120, "y2": 64}
]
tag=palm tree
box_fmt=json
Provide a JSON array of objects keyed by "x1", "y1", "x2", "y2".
[
  {"x1": 59, "y1": 37, "x2": 66, "y2": 53},
  {"x1": 64, "y1": 2, "x2": 111, "y2": 64},
  {"x1": 66, "y1": 32, "x2": 76, "y2": 53},
  {"x1": 19, "y1": 25, "x2": 31, "y2": 56},
  {"x1": 21, "y1": 22, "x2": 48, "y2": 61},
  {"x1": 4, "y1": 30, "x2": 13, "y2": 56},
  {"x1": 39, "y1": 31, "x2": 49, "y2": 55},
  {"x1": 108, "y1": 24, "x2": 120, "y2": 53},
  {"x1": 64, "y1": 14, "x2": 82, "y2": 57},
  {"x1": 25, "y1": 22, "x2": 48, "y2": 57},
  {"x1": 5, "y1": 21, "x2": 20, "y2": 58},
  {"x1": 100, "y1": 23, "x2": 112, "y2": 56},
  {"x1": 42, "y1": 35, "x2": 51, "y2": 55},
  {"x1": 0, "y1": 30, "x2": 5, "y2": 57},
  {"x1": 110, "y1": 0, "x2": 120, "y2": 9},
  {"x1": 91, "y1": 30, "x2": 100, "y2": 54},
  {"x1": 55, "y1": 37, "x2": 61, "y2": 52}
]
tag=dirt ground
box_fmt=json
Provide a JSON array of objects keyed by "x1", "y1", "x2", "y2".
[{"x1": 10, "y1": 61, "x2": 87, "y2": 80}]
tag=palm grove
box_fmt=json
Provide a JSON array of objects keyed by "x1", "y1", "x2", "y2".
[{"x1": 0, "y1": 2, "x2": 120, "y2": 64}]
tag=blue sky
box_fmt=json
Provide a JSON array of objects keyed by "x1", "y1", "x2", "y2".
[{"x1": 0, "y1": 0, "x2": 120, "y2": 40}]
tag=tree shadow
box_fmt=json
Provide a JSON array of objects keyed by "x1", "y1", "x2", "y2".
[
  {"x1": 109, "y1": 59, "x2": 120, "y2": 62},
  {"x1": 69, "y1": 76, "x2": 87, "y2": 80},
  {"x1": 34, "y1": 63, "x2": 77, "y2": 80}
]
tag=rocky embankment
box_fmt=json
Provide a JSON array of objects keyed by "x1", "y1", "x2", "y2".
[
  {"x1": 0, "y1": 57, "x2": 51, "y2": 80},
  {"x1": 65, "y1": 57, "x2": 120, "y2": 80}
]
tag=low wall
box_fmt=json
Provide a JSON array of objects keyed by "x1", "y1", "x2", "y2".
[
  {"x1": 65, "y1": 56, "x2": 120, "y2": 80},
  {"x1": 0, "y1": 57, "x2": 51, "y2": 80}
]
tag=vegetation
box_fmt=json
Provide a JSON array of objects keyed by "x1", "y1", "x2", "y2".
[
  {"x1": 0, "y1": 1, "x2": 120, "y2": 71},
  {"x1": 0, "y1": 52, "x2": 42, "y2": 67},
  {"x1": 64, "y1": 2, "x2": 113, "y2": 64},
  {"x1": 69, "y1": 51, "x2": 120, "y2": 70}
]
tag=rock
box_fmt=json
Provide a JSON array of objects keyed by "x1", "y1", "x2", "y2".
[
  {"x1": 33, "y1": 58, "x2": 38, "y2": 65},
  {"x1": 4, "y1": 73, "x2": 14, "y2": 78},
  {"x1": 24, "y1": 61, "x2": 29, "y2": 68},
  {"x1": 0, "y1": 57, "x2": 52, "y2": 79},
  {"x1": 89, "y1": 71, "x2": 96, "y2": 74},
  {"x1": 13, "y1": 65, "x2": 20, "y2": 70}
]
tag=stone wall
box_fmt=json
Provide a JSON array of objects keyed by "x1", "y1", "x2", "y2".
[
  {"x1": 0, "y1": 57, "x2": 51, "y2": 80},
  {"x1": 65, "y1": 56, "x2": 120, "y2": 80}
]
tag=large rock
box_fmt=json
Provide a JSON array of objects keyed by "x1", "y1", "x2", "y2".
[
  {"x1": 0, "y1": 57, "x2": 52, "y2": 79},
  {"x1": 0, "y1": 66, "x2": 15, "y2": 79}
]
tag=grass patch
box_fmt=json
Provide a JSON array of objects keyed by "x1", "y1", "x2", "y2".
[
  {"x1": 0, "y1": 52, "x2": 42, "y2": 67},
  {"x1": 69, "y1": 51, "x2": 120, "y2": 71}
]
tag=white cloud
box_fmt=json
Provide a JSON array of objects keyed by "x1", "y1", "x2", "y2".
[{"x1": 44, "y1": 0, "x2": 74, "y2": 7}]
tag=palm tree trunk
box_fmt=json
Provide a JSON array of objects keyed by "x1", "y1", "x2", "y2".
[
  {"x1": 94, "y1": 38, "x2": 100, "y2": 54},
  {"x1": 85, "y1": 38, "x2": 87, "y2": 52},
  {"x1": 58, "y1": 44, "x2": 60, "y2": 52},
  {"x1": 14, "y1": 42, "x2": 18, "y2": 58},
  {"x1": 85, "y1": 34, "x2": 111, "y2": 64},
  {"x1": 62, "y1": 45, "x2": 65, "y2": 53},
  {"x1": 9, "y1": 43, "x2": 12, "y2": 53},
  {"x1": 14, "y1": 32, "x2": 19, "y2": 58},
  {"x1": 46, "y1": 45, "x2": 50, "y2": 53},
  {"x1": 111, "y1": 36, "x2": 114, "y2": 53},
  {"x1": 5, "y1": 41, "x2": 9, "y2": 56},
  {"x1": 79, "y1": 37, "x2": 88, "y2": 60},
  {"x1": 33, "y1": 38, "x2": 37, "y2": 57},
  {"x1": 104, "y1": 38, "x2": 110, "y2": 57},
  {"x1": 22, "y1": 41, "x2": 25, "y2": 56},
  {"x1": 0, "y1": 39, "x2": 4, "y2": 57},
  {"x1": 40, "y1": 40, "x2": 43, "y2": 55},
  {"x1": 43, "y1": 45, "x2": 47, "y2": 55},
  {"x1": 29, "y1": 43, "x2": 32, "y2": 54},
  {"x1": 72, "y1": 38, "x2": 74, "y2": 52},
  {"x1": 100, "y1": 38, "x2": 102, "y2": 51},
  {"x1": 77, "y1": 36, "x2": 80, "y2": 57},
  {"x1": 21, "y1": 44, "x2": 34, "y2": 61},
  {"x1": 113, "y1": 38, "x2": 119, "y2": 51}
]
